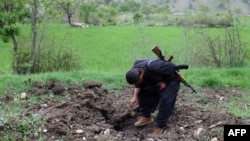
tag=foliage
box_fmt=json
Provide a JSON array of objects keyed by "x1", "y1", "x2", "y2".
[
  {"x1": 2, "y1": 23, "x2": 250, "y2": 73},
  {"x1": 32, "y1": 46, "x2": 80, "y2": 73},
  {"x1": 186, "y1": 2, "x2": 247, "y2": 67},
  {"x1": 53, "y1": 0, "x2": 80, "y2": 24},
  {"x1": 15, "y1": 48, "x2": 32, "y2": 74},
  {"x1": 30, "y1": 35, "x2": 81, "y2": 73},
  {"x1": 96, "y1": 5, "x2": 118, "y2": 25},
  {"x1": 140, "y1": 4, "x2": 153, "y2": 19},
  {"x1": 0, "y1": 0, "x2": 31, "y2": 74},
  {"x1": 79, "y1": 2, "x2": 97, "y2": 24},
  {"x1": 0, "y1": 80, "x2": 45, "y2": 139},
  {"x1": 222, "y1": 91, "x2": 250, "y2": 118},
  {"x1": 0, "y1": 100, "x2": 45, "y2": 140},
  {"x1": 119, "y1": 0, "x2": 141, "y2": 12},
  {"x1": 0, "y1": 0, "x2": 30, "y2": 41},
  {"x1": 79, "y1": 1, "x2": 119, "y2": 25},
  {"x1": 154, "y1": 5, "x2": 171, "y2": 14},
  {"x1": 182, "y1": 67, "x2": 250, "y2": 89},
  {"x1": 133, "y1": 13, "x2": 143, "y2": 23}
]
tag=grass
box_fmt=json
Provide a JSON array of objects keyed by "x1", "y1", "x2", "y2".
[
  {"x1": 0, "y1": 42, "x2": 12, "y2": 73},
  {"x1": 0, "y1": 24, "x2": 193, "y2": 73},
  {"x1": 0, "y1": 70, "x2": 126, "y2": 95},
  {"x1": 0, "y1": 22, "x2": 250, "y2": 139},
  {"x1": 0, "y1": 67, "x2": 249, "y2": 119},
  {"x1": 182, "y1": 67, "x2": 250, "y2": 89},
  {"x1": 223, "y1": 91, "x2": 250, "y2": 118},
  {"x1": 0, "y1": 67, "x2": 249, "y2": 95},
  {"x1": 1, "y1": 22, "x2": 250, "y2": 73}
]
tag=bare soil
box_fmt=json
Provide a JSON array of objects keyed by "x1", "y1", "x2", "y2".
[{"x1": 0, "y1": 80, "x2": 249, "y2": 141}]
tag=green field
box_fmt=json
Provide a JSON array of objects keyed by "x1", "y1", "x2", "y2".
[
  {"x1": 0, "y1": 24, "x2": 250, "y2": 120},
  {"x1": 0, "y1": 23, "x2": 250, "y2": 90},
  {"x1": 1, "y1": 24, "x2": 250, "y2": 71},
  {"x1": 0, "y1": 24, "x2": 190, "y2": 73},
  {"x1": 0, "y1": 22, "x2": 250, "y2": 141},
  {"x1": 0, "y1": 20, "x2": 249, "y2": 91},
  {"x1": 2, "y1": 2, "x2": 250, "y2": 139}
]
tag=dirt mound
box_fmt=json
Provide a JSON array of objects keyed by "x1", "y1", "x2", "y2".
[{"x1": 1, "y1": 80, "x2": 247, "y2": 141}]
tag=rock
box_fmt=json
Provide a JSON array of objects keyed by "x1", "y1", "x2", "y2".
[
  {"x1": 219, "y1": 97, "x2": 224, "y2": 101},
  {"x1": 76, "y1": 129, "x2": 83, "y2": 134},
  {"x1": 195, "y1": 120, "x2": 203, "y2": 123},
  {"x1": 20, "y1": 92, "x2": 27, "y2": 99},
  {"x1": 41, "y1": 104, "x2": 48, "y2": 107},
  {"x1": 103, "y1": 128, "x2": 110, "y2": 135},
  {"x1": 211, "y1": 137, "x2": 218, "y2": 141},
  {"x1": 194, "y1": 127, "x2": 205, "y2": 138},
  {"x1": 43, "y1": 128, "x2": 48, "y2": 133}
]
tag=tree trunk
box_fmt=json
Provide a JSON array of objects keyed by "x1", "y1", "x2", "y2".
[
  {"x1": 28, "y1": 0, "x2": 38, "y2": 74},
  {"x1": 67, "y1": 14, "x2": 73, "y2": 25},
  {"x1": 10, "y1": 34, "x2": 18, "y2": 74}
]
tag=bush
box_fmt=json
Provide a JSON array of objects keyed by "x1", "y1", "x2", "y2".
[
  {"x1": 31, "y1": 44, "x2": 81, "y2": 73},
  {"x1": 15, "y1": 48, "x2": 32, "y2": 74},
  {"x1": 133, "y1": 13, "x2": 143, "y2": 23},
  {"x1": 88, "y1": 14, "x2": 101, "y2": 25},
  {"x1": 15, "y1": 37, "x2": 81, "y2": 74}
]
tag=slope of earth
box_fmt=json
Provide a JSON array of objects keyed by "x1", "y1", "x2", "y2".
[
  {"x1": 136, "y1": 0, "x2": 250, "y2": 15},
  {"x1": 0, "y1": 80, "x2": 249, "y2": 141}
]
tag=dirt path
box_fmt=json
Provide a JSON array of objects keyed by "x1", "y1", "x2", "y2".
[{"x1": 0, "y1": 81, "x2": 248, "y2": 141}]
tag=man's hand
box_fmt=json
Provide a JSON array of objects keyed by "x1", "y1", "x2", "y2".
[
  {"x1": 157, "y1": 82, "x2": 166, "y2": 90},
  {"x1": 128, "y1": 88, "x2": 140, "y2": 109},
  {"x1": 128, "y1": 95, "x2": 139, "y2": 109}
]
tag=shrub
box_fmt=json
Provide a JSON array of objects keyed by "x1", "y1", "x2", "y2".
[
  {"x1": 31, "y1": 43, "x2": 81, "y2": 73},
  {"x1": 15, "y1": 35, "x2": 81, "y2": 74},
  {"x1": 133, "y1": 13, "x2": 143, "y2": 23}
]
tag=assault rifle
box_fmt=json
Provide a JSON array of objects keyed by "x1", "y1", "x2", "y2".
[{"x1": 152, "y1": 46, "x2": 197, "y2": 93}]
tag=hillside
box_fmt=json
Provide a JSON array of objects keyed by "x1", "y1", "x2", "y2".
[
  {"x1": 130, "y1": 0, "x2": 250, "y2": 15},
  {"x1": 169, "y1": 0, "x2": 250, "y2": 15}
]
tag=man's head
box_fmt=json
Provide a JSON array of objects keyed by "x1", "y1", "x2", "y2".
[{"x1": 125, "y1": 68, "x2": 144, "y2": 85}]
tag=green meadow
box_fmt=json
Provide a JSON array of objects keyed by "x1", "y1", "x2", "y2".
[
  {"x1": 0, "y1": 24, "x2": 189, "y2": 73},
  {"x1": 0, "y1": 23, "x2": 250, "y2": 89},
  {"x1": 0, "y1": 21, "x2": 250, "y2": 119},
  {"x1": 1, "y1": 24, "x2": 250, "y2": 71}
]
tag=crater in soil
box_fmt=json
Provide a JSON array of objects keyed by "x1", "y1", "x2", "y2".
[{"x1": 0, "y1": 80, "x2": 248, "y2": 141}]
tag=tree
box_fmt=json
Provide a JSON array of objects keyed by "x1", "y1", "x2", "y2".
[
  {"x1": 0, "y1": 0, "x2": 31, "y2": 74},
  {"x1": 133, "y1": 13, "x2": 143, "y2": 23},
  {"x1": 96, "y1": 5, "x2": 118, "y2": 25},
  {"x1": 140, "y1": 4, "x2": 152, "y2": 19},
  {"x1": 28, "y1": 0, "x2": 39, "y2": 74},
  {"x1": 79, "y1": 2, "x2": 97, "y2": 24},
  {"x1": 54, "y1": 0, "x2": 82, "y2": 26},
  {"x1": 119, "y1": 0, "x2": 141, "y2": 12},
  {"x1": 190, "y1": 0, "x2": 247, "y2": 67}
]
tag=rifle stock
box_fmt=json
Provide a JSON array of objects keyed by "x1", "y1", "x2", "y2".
[
  {"x1": 151, "y1": 46, "x2": 197, "y2": 93},
  {"x1": 152, "y1": 46, "x2": 164, "y2": 60}
]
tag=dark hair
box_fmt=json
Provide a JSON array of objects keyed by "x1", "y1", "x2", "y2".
[{"x1": 125, "y1": 68, "x2": 141, "y2": 84}]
